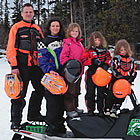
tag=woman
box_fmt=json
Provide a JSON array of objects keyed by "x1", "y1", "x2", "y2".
[{"x1": 28, "y1": 18, "x2": 66, "y2": 136}]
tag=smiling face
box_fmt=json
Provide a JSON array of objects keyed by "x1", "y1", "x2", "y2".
[
  {"x1": 21, "y1": 6, "x2": 34, "y2": 22},
  {"x1": 94, "y1": 37, "x2": 101, "y2": 47},
  {"x1": 120, "y1": 46, "x2": 127, "y2": 55},
  {"x1": 50, "y1": 21, "x2": 60, "y2": 36},
  {"x1": 70, "y1": 27, "x2": 79, "y2": 39}
]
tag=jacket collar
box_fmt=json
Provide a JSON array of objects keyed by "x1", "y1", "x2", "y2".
[
  {"x1": 120, "y1": 53, "x2": 129, "y2": 58},
  {"x1": 68, "y1": 37, "x2": 82, "y2": 43}
]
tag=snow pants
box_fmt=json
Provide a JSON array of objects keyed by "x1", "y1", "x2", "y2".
[
  {"x1": 85, "y1": 69, "x2": 106, "y2": 113},
  {"x1": 105, "y1": 78, "x2": 125, "y2": 110},
  {"x1": 11, "y1": 65, "x2": 45, "y2": 123},
  {"x1": 44, "y1": 90, "x2": 66, "y2": 132},
  {"x1": 64, "y1": 78, "x2": 81, "y2": 112}
]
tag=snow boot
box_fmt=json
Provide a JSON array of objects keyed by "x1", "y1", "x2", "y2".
[
  {"x1": 11, "y1": 122, "x2": 21, "y2": 130},
  {"x1": 66, "y1": 111, "x2": 79, "y2": 118},
  {"x1": 104, "y1": 108, "x2": 111, "y2": 116},
  {"x1": 75, "y1": 108, "x2": 84, "y2": 114}
]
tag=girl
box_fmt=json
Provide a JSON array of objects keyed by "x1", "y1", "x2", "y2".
[
  {"x1": 60, "y1": 23, "x2": 84, "y2": 118},
  {"x1": 105, "y1": 39, "x2": 137, "y2": 117},
  {"x1": 81, "y1": 31, "x2": 111, "y2": 117},
  {"x1": 28, "y1": 18, "x2": 66, "y2": 136}
]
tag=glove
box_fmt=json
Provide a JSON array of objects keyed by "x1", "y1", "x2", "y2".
[
  {"x1": 116, "y1": 75, "x2": 124, "y2": 79},
  {"x1": 11, "y1": 68, "x2": 20, "y2": 75},
  {"x1": 91, "y1": 58, "x2": 101, "y2": 66},
  {"x1": 102, "y1": 64, "x2": 109, "y2": 71}
]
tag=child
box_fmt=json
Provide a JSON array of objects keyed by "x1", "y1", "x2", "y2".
[
  {"x1": 60, "y1": 23, "x2": 84, "y2": 118},
  {"x1": 81, "y1": 31, "x2": 111, "y2": 117},
  {"x1": 105, "y1": 39, "x2": 137, "y2": 117}
]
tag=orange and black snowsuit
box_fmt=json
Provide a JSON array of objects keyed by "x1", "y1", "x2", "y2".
[
  {"x1": 81, "y1": 47, "x2": 111, "y2": 114},
  {"x1": 111, "y1": 54, "x2": 136, "y2": 79},
  {"x1": 6, "y1": 20, "x2": 45, "y2": 123},
  {"x1": 105, "y1": 54, "x2": 137, "y2": 110},
  {"x1": 6, "y1": 20, "x2": 43, "y2": 68}
]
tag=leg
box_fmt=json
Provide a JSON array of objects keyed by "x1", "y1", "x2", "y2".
[
  {"x1": 44, "y1": 91, "x2": 66, "y2": 135},
  {"x1": 85, "y1": 70, "x2": 96, "y2": 113},
  {"x1": 97, "y1": 86, "x2": 105, "y2": 116},
  {"x1": 27, "y1": 66, "x2": 45, "y2": 121},
  {"x1": 11, "y1": 65, "x2": 30, "y2": 129}
]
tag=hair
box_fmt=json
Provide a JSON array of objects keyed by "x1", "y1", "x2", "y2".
[
  {"x1": 44, "y1": 18, "x2": 65, "y2": 38},
  {"x1": 66, "y1": 23, "x2": 82, "y2": 40},
  {"x1": 22, "y1": 3, "x2": 33, "y2": 11},
  {"x1": 86, "y1": 31, "x2": 107, "y2": 51},
  {"x1": 113, "y1": 39, "x2": 132, "y2": 57}
]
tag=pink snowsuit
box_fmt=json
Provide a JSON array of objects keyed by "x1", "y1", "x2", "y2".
[{"x1": 60, "y1": 37, "x2": 84, "y2": 112}]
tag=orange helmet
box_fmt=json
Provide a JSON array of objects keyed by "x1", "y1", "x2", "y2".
[
  {"x1": 113, "y1": 79, "x2": 131, "y2": 98},
  {"x1": 92, "y1": 67, "x2": 112, "y2": 87},
  {"x1": 41, "y1": 73, "x2": 68, "y2": 95},
  {"x1": 5, "y1": 74, "x2": 23, "y2": 99}
]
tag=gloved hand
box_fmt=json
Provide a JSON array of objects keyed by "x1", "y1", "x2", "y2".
[
  {"x1": 11, "y1": 68, "x2": 20, "y2": 75},
  {"x1": 128, "y1": 79, "x2": 133, "y2": 84},
  {"x1": 116, "y1": 75, "x2": 124, "y2": 79},
  {"x1": 91, "y1": 58, "x2": 101, "y2": 66},
  {"x1": 102, "y1": 64, "x2": 109, "y2": 71}
]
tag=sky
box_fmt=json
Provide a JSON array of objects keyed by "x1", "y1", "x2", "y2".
[{"x1": 0, "y1": 49, "x2": 140, "y2": 139}]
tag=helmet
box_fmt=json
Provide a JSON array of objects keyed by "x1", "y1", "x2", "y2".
[
  {"x1": 92, "y1": 67, "x2": 112, "y2": 87},
  {"x1": 41, "y1": 73, "x2": 68, "y2": 95},
  {"x1": 5, "y1": 74, "x2": 23, "y2": 99},
  {"x1": 63, "y1": 59, "x2": 82, "y2": 83},
  {"x1": 113, "y1": 79, "x2": 131, "y2": 98}
]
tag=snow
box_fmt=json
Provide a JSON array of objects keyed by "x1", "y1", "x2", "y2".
[{"x1": 0, "y1": 50, "x2": 140, "y2": 139}]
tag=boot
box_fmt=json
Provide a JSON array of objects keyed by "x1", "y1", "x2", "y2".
[
  {"x1": 75, "y1": 108, "x2": 84, "y2": 114},
  {"x1": 11, "y1": 122, "x2": 21, "y2": 130},
  {"x1": 66, "y1": 111, "x2": 79, "y2": 118}
]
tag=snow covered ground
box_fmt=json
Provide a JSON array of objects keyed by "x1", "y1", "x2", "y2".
[{"x1": 0, "y1": 50, "x2": 140, "y2": 140}]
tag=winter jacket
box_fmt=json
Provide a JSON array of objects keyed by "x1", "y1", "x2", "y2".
[
  {"x1": 60, "y1": 37, "x2": 84, "y2": 74},
  {"x1": 37, "y1": 35, "x2": 63, "y2": 73},
  {"x1": 111, "y1": 54, "x2": 137, "y2": 81},
  {"x1": 81, "y1": 47, "x2": 111, "y2": 69},
  {"x1": 6, "y1": 20, "x2": 43, "y2": 69}
]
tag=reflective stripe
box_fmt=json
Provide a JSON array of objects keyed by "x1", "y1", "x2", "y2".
[{"x1": 47, "y1": 48, "x2": 59, "y2": 70}]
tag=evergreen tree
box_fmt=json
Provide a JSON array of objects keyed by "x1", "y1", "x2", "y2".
[
  {"x1": 0, "y1": 0, "x2": 3, "y2": 23},
  {"x1": 11, "y1": 0, "x2": 22, "y2": 25}
]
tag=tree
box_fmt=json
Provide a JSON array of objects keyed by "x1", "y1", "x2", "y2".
[
  {"x1": 0, "y1": 0, "x2": 3, "y2": 23},
  {"x1": 98, "y1": 0, "x2": 139, "y2": 45},
  {"x1": 11, "y1": 0, "x2": 22, "y2": 25},
  {"x1": 4, "y1": 0, "x2": 10, "y2": 29}
]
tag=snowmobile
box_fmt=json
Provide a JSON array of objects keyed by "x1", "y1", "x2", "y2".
[{"x1": 11, "y1": 87, "x2": 140, "y2": 140}]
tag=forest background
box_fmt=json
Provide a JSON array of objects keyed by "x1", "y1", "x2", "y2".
[{"x1": 0, "y1": 0, "x2": 140, "y2": 62}]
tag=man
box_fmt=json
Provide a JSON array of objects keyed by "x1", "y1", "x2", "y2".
[{"x1": 6, "y1": 3, "x2": 45, "y2": 129}]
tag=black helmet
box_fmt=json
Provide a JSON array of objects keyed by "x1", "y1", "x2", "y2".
[{"x1": 63, "y1": 59, "x2": 82, "y2": 83}]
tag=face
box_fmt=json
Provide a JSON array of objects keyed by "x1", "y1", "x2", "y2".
[
  {"x1": 120, "y1": 46, "x2": 127, "y2": 55},
  {"x1": 21, "y1": 6, "x2": 34, "y2": 22},
  {"x1": 70, "y1": 27, "x2": 79, "y2": 38},
  {"x1": 50, "y1": 21, "x2": 60, "y2": 36},
  {"x1": 94, "y1": 38, "x2": 101, "y2": 47}
]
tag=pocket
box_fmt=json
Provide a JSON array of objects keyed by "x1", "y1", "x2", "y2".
[{"x1": 17, "y1": 52, "x2": 28, "y2": 65}]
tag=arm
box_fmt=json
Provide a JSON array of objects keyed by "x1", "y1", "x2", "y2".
[
  {"x1": 111, "y1": 56, "x2": 121, "y2": 77},
  {"x1": 6, "y1": 25, "x2": 18, "y2": 69},
  {"x1": 60, "y1": 41, "x2": 71, "y2": 65},
  {"x1": 104, "y1": 50, "x2": 112, "y2": 67},
  {"x1": 81, "y1": 49, "x2": 92, "y2": 66}
]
